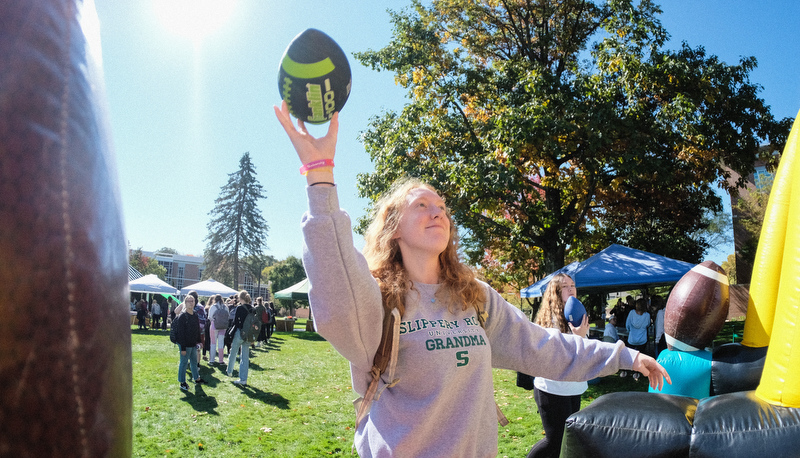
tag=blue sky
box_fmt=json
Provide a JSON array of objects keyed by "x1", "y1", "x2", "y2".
[{"x1": 95, "y1": 0, "x2": 799, "y2": 268}]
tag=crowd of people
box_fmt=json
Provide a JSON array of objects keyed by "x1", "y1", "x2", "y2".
[
  {"x1": 605, "y1": 294, "x2": 668, "y2": 358},
  {"x1": 129, "y1": 102, "x2": 673, "y2": 456},
  {"x1": 131, "y1": 297, "x2": 175, "y2": 331},
  {"x1": 133, "y1": 289, "x2": 278, "y2": 390}
]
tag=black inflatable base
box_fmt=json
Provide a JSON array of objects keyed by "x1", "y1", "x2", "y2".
[
  {"x1": 561, "y1": 392, "x2": 697, "y2": 458},
  {"x1": 561, "y1": 390, "x2": 800, "y2": 458},
  {"x1": 710, "y1": 343, "x2": 768, "y2": 395},
  {"x1": 691, "y1": 391, "x2": 800, "y2": 458}
]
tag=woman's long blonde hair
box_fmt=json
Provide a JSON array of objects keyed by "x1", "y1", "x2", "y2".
[
  {"x1": 362, "y1": 177, "x2": 484, "y2": 317},
  {"x1": 534, "y1": 273, "x2": 572, "y2": 333}
]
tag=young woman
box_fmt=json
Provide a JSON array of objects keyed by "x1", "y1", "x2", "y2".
[
  {"x1": 226, "y1": 290, "x2": 254, "y2": 386},
  {"x1": 528, "y1": 274, "x2": 588, "y2": 458},
  {"x1": 274, "y1": 101, "x2": 669, "y2": 457},
  {"x1": 254, "y1": 297, "x2": 268, "y2": 347},
  {"x1": 208, "y1": 294, "x2": 228, "y2": 365},
  {"x1": 173, "y1": 295, "x2": 206, "y2": 390},
  {"x1": 626, "y1": 298, "x2": 651, "y2": 354},
  {"x1": 135, "y1": 299, "x2": 148, "y2": 330}
]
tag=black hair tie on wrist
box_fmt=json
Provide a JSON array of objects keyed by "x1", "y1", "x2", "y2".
[{"x1": 309, "y1": 182, "x2": 335, "y2": 187}]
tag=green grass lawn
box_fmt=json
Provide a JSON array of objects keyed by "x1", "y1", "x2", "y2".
[{"x1": 132, "y1": 325, "x2": 649, "y2": 457}]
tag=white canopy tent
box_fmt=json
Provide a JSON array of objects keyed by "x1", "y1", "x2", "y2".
[
  {"x1": 180, "y1": 278, "x2": 238, "y2": 297},
  {"x1": 129, "y1": 274, "x2": 178, "y2": 294}
]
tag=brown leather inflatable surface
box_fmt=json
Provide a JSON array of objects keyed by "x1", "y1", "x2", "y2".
[{"x1": 0, "y1": 1, "x2": 132, "y2": 456}]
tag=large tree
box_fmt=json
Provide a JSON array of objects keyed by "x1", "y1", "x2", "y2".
[
  {"x1": 732, "y1": 173, "x2": 773, "y2": 284},
  {"x1": 354, "y1": 0, "x2": 790, "y2": 278},
  {"x1": 267, "y1": 256, "x2": 306, "y2": 313},
  {"x1": 242, "y1": 252, "x2": 276, "y2": 298},
  {"x1": 204, "y1": 152, "x2": 269, "y2": 290},
  {"x1": 129, "y1": 247, "x2": 167, "y2": 279}
]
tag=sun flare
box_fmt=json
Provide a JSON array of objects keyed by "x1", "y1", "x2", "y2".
[{"x1": 153, "y1": 0, "x2": 236, "y2": 43}]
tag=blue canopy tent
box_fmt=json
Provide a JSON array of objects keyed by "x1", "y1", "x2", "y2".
[{"x1": 521, "y1": 244, "x2": 695, "y2": 298}]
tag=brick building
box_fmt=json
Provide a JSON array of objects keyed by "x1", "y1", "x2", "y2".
[{"x1": 141, "y1": 250, "x2": 270, "y2": 300}]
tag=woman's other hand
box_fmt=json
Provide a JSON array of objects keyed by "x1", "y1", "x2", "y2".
[
  {"x1": 568, "y1": 314, "x2": 590, "y2": 338},
  {"x1": 632, "y1": 353, "x2": 672, "y2": 391}
]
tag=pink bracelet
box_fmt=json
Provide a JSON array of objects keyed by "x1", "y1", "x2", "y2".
[{"x1": 299, "y1": 159, "x2": 334, "y2": 175}]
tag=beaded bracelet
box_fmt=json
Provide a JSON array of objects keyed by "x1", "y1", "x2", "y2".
[{"x1": 299, "y1": 158, "x2": 334, "y2": 175}]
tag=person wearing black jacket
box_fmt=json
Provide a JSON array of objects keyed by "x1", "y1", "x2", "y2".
[
  {"x1": 226, "y1": 290, "x2": 253, "y2": 386},
  {"x1": 174, "y1": 295, "x2": 206, "y2": 391}
]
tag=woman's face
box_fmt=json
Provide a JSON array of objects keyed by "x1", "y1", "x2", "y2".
[
  {"x1": 559, "y1": 277, "x2": 577, "y2": 303},
  {"x1": 393, "y1": 187, "x2": 450, "y2": 257},
  {"x1": 185, "y1": 295, "x2": 195, "y2": 313}
]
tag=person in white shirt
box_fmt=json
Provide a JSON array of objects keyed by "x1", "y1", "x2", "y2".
[
  {"x1": 604, "y1": 314, "x2": 620, "y2": 342},
  {"x1": 529, "y1": 274, "x2": 589, "y2": 458}
]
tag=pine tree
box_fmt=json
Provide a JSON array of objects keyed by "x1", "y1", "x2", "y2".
[{"x1": 204, "y1": 152, "x2": 269, "y2": 290}]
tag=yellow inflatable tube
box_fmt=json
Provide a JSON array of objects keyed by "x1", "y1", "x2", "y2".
[
  {"x1": 742, "y1": 114, "x2": 798, "y2": 347},
  {"x1": 752, "y1": 111, "x2": 800, "y2": 407}
]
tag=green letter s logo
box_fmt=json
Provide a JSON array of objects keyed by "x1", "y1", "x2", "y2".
[{"x1": 456, "y1": 351, "x2": 469, "y2": 367}]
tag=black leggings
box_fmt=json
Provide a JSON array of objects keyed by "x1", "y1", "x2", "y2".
[{"x1": 527, "y1": 388, "x2": 582, "y2": 458}]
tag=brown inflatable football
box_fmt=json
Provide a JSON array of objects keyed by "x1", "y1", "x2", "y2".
[
  {"x1": 664, "y1": 261, "x2": 730, "y2": 351},
  {"x1": 0, "y1": 1, "x2": 131, "y2": 455}
]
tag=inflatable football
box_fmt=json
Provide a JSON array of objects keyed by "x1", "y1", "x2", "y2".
[
  {"x1": 564, "y1": 296, "x2": 586, "y2": 328},
  {"x1": 665, "y1": 261, "x2": 730, "y2": 351},
  {"x1": 278, "y1": 28, "x2": 351, "y2": 124}
]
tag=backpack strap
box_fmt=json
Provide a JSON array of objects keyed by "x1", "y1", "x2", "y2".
[{"x1": 354, "y1": 307, "x2": 401, "y2": 429}]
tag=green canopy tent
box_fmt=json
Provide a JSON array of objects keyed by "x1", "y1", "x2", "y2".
[
  {"x1": 274, "y1": 278, "x2": 309, "y2": 331},
  {"x1": 274, "y1": 278, "x2": 309, "y2": 301}
]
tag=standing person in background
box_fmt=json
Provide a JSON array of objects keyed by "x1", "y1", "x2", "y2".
[
  {"x1": 150, "y1": 299, "x2": 161, "y2": 330},
  {"x1": 167, "y1": 297, "x2": 176, "y2": 325},
  {"x1": 136, "y1": 299, "x2": 148, "y2": 330},
  {"x1": 208, "y1": 294, "x2": 228, "y2": 365},
  {"x1": 626, "y1": 298, "x2": 651, "y2": 355},
  {"x1": 267, "y1": 301, "x2": 277, "y2": 341},
  {"x1": 173, "y1": 295, "x2": 206, "y2": 390},
  {"x1": 202, "y1": 301, "x2": 212, "y2": 361},
  {"x1": 273, "y1": 101, "x2": 669, "y2": 457},
  {"x1": 160, "y1": 298, "x2": 168, "y2": 330},
  {"x1": 254, "y1": 297, "x2": 268, "y2": 348},
  {"x1": 528, "y1": 273, "x2": 589, "y2": 458},
  {"x1": 227, "y1": 290, "x2": 254, "y2": 386},
  {"x1": 187, "y1": 291, "x2": 206, "y2": 364},
  {"x1": 652, "y1": 295, "x2": 667, "y2": 356},
  {"x1": 603, "y1": 313, "x2": 619, "y2": 342},
  {"x1": 224, "y1": 297, "x2": 237, "y2": 355}
]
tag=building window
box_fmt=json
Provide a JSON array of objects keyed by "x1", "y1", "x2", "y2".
[{"x1": 754, "y1": 166, "x2": 774, "y2": 191}]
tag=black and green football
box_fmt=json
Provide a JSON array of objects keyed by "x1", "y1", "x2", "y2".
[{"x1": 278, "y1": 28, "x2": 352, "y2": 124}]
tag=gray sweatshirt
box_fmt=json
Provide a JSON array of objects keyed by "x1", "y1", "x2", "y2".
[{"x1": 301, "y1": 186, "x2": 638, "y2": 457}]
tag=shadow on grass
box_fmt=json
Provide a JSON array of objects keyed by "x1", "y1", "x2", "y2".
[
  {"x1": 130, "y1": 328, "x2": 166, "y2": 335},
  {"x1": 293, "y1": 332, "x2": 325, "y2": 342},
  {"x1": 584, "y1": 373, "x2": 649, "y2": 401},
  {"x1": 194, "y1": 365, "x2": 229, "y2": 388},
  {"x1": 179, "y1": 385, "x2": 220, "y2": 415},
  {"x1": 259, "y1": 336, "x2": 286, "y2": 352},
  {"x1": 231, "y1": 383, "x2": 290, "y2": 409}
]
